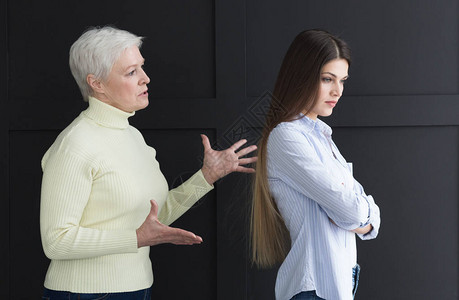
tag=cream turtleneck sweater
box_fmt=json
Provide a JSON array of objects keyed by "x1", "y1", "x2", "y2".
[{"x1": 40, "y1": 96, "x2": 213, "y2": 293}]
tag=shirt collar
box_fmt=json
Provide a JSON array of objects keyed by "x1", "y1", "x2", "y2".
[
  {"x1": 83, "y1": 96, "x2": 135, "y2": 129},
  {"x1": 297, "y1": 114, "x2": 333, "y2": 137}
]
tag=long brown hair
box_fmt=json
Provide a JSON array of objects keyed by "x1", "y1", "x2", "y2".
[{"x1": 250, "y1": 29, "x2": 351, "y2": 268}]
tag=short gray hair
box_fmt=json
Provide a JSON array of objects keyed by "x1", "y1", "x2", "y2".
[{"x1": 69, "y1": 26, "x2": 144, "y2": 101}]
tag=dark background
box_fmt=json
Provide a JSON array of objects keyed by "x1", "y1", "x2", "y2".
[{"x1": 1, "y1": 0, "x2": 458, "y2": 299}]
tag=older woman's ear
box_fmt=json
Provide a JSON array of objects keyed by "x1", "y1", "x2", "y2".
[{"x1": 87, "y1": 74, "x2": 104, "y2": 95}]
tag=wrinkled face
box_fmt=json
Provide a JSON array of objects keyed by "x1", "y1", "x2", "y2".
[
  {"x1": 307, "y1": 58, "x2": 349, "y2": 120},
  {"x1": 99, "y1": 45, "x2": 150, "y2": 113}
]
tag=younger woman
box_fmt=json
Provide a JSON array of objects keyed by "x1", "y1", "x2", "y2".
[{"x1": 251, "y1": 29, "x2": 381, "y2": 300}]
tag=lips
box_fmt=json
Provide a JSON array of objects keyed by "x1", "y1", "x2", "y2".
[
  {"x1": 325, "y1": 101, "x2": 337, "y2": 107},
  {"x1": 138, "y1": 90, "x2": 148, "y2": 96}
]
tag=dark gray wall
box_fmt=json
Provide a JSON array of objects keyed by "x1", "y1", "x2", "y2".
[{"x1": 1, "y1": 0, "x2": 458, "y2": 299}]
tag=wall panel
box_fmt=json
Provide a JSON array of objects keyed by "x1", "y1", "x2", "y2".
[
  {"x1": 334, "y1": 126, "x2": 458, "y2": 299},
  {"x1": 0, "y1": 1, "x2": 9, "y2": 297},
  {"x1": 246, "y1": 0, "x2": 458, "y2": 97},
  {"x1": 8, "y1": 0, "x2": 216, "y2": 130},
  {"x1": 142, "y1": 129, "x2": 218, "y2": 300},
  {"x1": 9, "y1": 130, "x2": 59, "y2": 298}
]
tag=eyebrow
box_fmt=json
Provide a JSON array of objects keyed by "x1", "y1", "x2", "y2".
[
  {"x1": 124, "y1": 59, "x2": 145, "y2": 71},
  {"x1": 321, "y1": 71, "x2": 349, "y2": 79}
]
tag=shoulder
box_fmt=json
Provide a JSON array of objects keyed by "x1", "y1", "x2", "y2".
[
  {"x1": 267, "y1": 118, "x2": 321, "y2": 159},
  {"x1": 58, "y1": 114, "x2": 102, "y2": 151},
  {"x1": 127, "y1": 125, "x2": 146, "y2": 141},
  {"x1": 42, "y1": 114, "x2": 105, "y2": 167},
  {"x1": 269, "y1": 118, "x2": 310, "y2": 141}
]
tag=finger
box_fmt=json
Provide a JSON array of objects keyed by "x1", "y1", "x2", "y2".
[
  {"x1": 167, "y1": 227, "x2": 203, "y2": 244},
  {"x1": 230, "y1": 139, "x2": 248, "y2": 151},
  {"x1": 201, "y1": 134, "x2": 211, "y2": 152},
  {"x1": 234, "y1": 166, "x2": 256, "y2": 173},
  {"x1": 176, "y1": 234, "x2": 203, "y2": 245},
  {"x1": 238, "y1": 157, "x2": 258, "y2": 165},
  {"x1": 235, "y1": 145, "x2": 257, "y2": 157},
  {"x1": 149, "y1": 199, "x2": 159, "y2": 218}
]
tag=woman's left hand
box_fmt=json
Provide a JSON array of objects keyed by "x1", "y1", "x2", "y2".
[{"x1": 200, "y1": 134, "x2": 258, "y2": 185}]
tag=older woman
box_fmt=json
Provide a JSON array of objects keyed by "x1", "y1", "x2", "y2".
[{"x1": 40, "y1": 26, "x2": 257, "y2": 299}]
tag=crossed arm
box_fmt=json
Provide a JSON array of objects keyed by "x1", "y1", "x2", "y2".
[
  {"x1": 268, "y1": 125, "x2": 380, "y2": 240},
  {"x1": 329, "y1": 218, "x2": 373, "y2": 235}
]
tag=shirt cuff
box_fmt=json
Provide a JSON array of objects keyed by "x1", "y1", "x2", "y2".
[{"x1": 358, "y1": 201, "x2": 380, "y2": 240}]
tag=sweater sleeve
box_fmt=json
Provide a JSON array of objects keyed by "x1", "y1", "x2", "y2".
[
  {"x1": 158, "y1": 170, "x2": 214, "y2": 226},
  {"x1": 40, "y1": 149, "x2": 138, "y2": 260}
]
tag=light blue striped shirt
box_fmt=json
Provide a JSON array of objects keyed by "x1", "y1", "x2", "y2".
[{"x1": 267, "y1": 116, "x2": 380, "y2": 300}]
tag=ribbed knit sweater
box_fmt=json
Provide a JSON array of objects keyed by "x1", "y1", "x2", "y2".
[{"x1": 40, "y1": 96, "x2": 214, "y2": 293}]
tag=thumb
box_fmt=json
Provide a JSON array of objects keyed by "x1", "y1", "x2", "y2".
[
  {"x1": 149, "y1": 199, "x2": 159, "y2": 218},
  {"x1": 201, "y1": 134, "x2": 211, "y2": 152}
]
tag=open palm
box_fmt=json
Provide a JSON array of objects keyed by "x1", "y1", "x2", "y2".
[{"x1": 200, "y1": 134, "x2": 258, "y2": 185}]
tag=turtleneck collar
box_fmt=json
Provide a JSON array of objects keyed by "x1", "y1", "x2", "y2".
[{"x1": 82, "y1": 96, "x2": 135, "y2": 129}]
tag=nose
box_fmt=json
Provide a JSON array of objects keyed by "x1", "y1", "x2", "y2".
[
  {"x1": 140, "y1": 68, "x2": 150, "y2": 85},
  {"x1": 331, "y1": 81, "x2": 343, "y2": 98}
]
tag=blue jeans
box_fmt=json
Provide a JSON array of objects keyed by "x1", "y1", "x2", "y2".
[
  {"x1": 42, "y1": 286, "x2": 151, "y2": 300},
  {"x1": 290, "y1": 264, "x2": 361, "y2": 300},
  {"x1": 290, "y1": 290, "x2": 325, "y2": 300},
  {"x1": 352, "y1": 264, "x2": 360, "y2": 298}
]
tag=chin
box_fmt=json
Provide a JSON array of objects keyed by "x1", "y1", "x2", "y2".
[
  {"x1": 320, "y1": 111, "x2": 333, "y2": 117},
  {"x1": 136, "y1": 99, "x2": 149, "y2": 111}
]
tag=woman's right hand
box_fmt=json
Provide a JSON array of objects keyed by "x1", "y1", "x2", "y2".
[
  {"x1": 351, "y1": 224, "x2": 373, "y2": 235},
  {"x1": 136, "y1": 200, "x2": 203, "y2": 248},
  {"x1": 329, "y1": 217, "x2": 373, "y2": 235}
]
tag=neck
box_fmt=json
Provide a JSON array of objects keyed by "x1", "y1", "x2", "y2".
[{"x1": 303, "y1": 110, "x2": 318, "y2": 120}]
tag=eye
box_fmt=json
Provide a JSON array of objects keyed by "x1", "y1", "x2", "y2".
[
  {"x1": 321, "y1": 77, "x2": 332, "y2": 83},
  {"x1": 127, "y1": 69, "x2": 136, "y2": 76}
]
